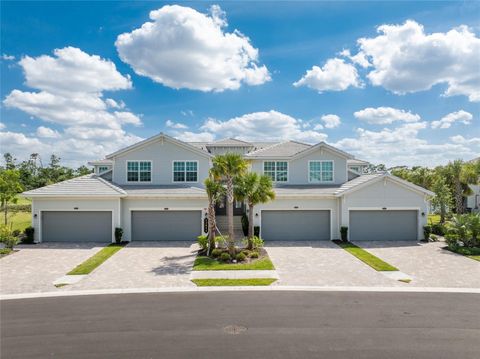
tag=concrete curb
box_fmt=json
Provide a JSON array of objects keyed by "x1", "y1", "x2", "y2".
[
  {"x1": 190, "y1": 270, "x2": 279, "y2": 279},
  {"x1": 2, "y1": 286, "x2": 479, "y2": 300}
]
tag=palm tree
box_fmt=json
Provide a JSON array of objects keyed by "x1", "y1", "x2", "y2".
[
  {"x1": 210, "y1": 153, "x2": 248, "y2": 256},
  {"x1": 235, "y1": 173, "x2": 275, "y2": 249},
  {"x1": 443, "y1": 160, "x2": 478, "y2": 214},
  {"x1": 204, "y1": 176, "x2": 225, "y2": 255}
]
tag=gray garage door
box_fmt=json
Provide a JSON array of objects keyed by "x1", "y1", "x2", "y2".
[
  {"x1": 261, "y1": 210, "x2": 330, "y2": 241},
  {"x1": 350, "y1": 210, "x2": 418, "y2": 241},
  {"x1": 41, "y1": 211, "x2": 112, "y2": 242},
  {"x1": 131, "y1": 211, "x2": 201, "y2": 241}
]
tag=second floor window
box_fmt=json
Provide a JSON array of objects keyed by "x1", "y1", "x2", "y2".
[
  {"x1": 173, "y1": 161, "x2": 198, "y2": 182},
  {"x1": 264, "y1": 161, "x2": 288, "y2": 182},
  {"x1": 127, "y1": 161, "x2": 151, "y2": 182},
  {"x1": 309, "y1": 161, "x2": 334, "y2": 183},
  {"x1": 98, "y1": 166, "x2": 109, "y2": 173}
]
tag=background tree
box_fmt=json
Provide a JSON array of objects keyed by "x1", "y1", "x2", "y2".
[
  {"x1": 431, "y1": 176, "x2": 452, "y2": 223},
  {"x1": 0, "y1": 169, "x2": 23, "y2": 225},
  {"x1": 235, "y1": 172, "x2": 275, "y2": 249},
  {"x1": 204, "y1": 176, "x2": 225, "y2": 255},
  {"x1": 210, "y1": 153, "x2": 248, "y2": 256},
  {"x1": 443, "y1": 160, "x2": 478, "y2": 214}
]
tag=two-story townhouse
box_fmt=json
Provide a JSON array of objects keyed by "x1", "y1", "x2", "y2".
[{"x1": 23, "y1": 133, "x2": 433, "y2": 243}]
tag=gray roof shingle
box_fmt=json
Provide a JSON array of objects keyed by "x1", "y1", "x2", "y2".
[
  {"x1": 120, "y1": 185, "x2": 207, "y2": 198},
  {"x1": 22, "y1": 174, "x2": 126, "y2": 197},
  {"x1": 245, "y1": 141, "x2": 311, "y2": 158}
]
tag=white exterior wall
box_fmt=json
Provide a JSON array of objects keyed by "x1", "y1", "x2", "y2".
[
  {"x1": 31, "y1": 198, "x2": 121, "y2": 243},
  {"x1": 467, "y1": 184, "x2": 480, "y2": 212},
  {"x1": 340, "y1": 178, "x2": 429, "y2": 240},
  {"x1": 112, "y1": 139, "x2": 210, "y2": 186},
  {"x1": 253, "y1": 197, "x2": 340, "y2": 239},
  {"x1": 249, "y1": 148, "x2": 347, "y2": 185},
  {"x1": 121, "y1": 198, "x2": 209, "y2": 241}
]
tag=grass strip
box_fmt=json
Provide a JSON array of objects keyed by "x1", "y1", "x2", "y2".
[
  {"x1": 0, "y1": 248, "x2": 13, "y2": 257},
  {"x1": 333, "y1": 240, "x2": 398, "y2": 271},
  {"x1": 68, "y1": 243, "x2": 126, "y2": 275},
  {"x1": 192, "y1": 256, "x2": 275, "y2": 271},
  {"x1": 191, "y1": 278, "x2": 277, "y2": 286}
]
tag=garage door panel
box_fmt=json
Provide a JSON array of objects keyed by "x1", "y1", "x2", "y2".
[
  {"x1": 350, "y1": 210, "x2": 417, "y2": 241},
  {"x1": 261, "y1": 210, "x2": 330, "y2": 241},
  {"x1": 132, "y1": 211, "x2": 201, "y2": 241},
  {"x1": 42, "y1": 211, "x2": 112, "y2": 242}
]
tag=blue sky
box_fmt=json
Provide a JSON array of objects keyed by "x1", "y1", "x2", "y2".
[{"x1": 1, "y1": 1, "x2": 479, "y2": 167}]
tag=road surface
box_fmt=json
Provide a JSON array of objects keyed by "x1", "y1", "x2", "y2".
[{"x1": 1, "y1": 291, "x2": 479, "y2": 358}]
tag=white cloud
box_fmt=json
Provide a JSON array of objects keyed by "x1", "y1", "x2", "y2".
[
  {"x1": 335, "y1": 122, "x2": 478, "y2": 167},
  {"x1": 178, "y1": 131, "x2": 216, "y2": 143},
  {"x1": 36, "y1": 126, "x2": 60, "y2": 138},
  {"x1": 2, "y1": 47, "x2": 142, "y2": 166},
  {"x1": 339, "y1": 49, "x2": 370, "y2": 68},
  {"x1": 1, "y1": 54, "x2": 15, "y2": 61},
  {"x1": 166, "y1": 119, "x2": 188, "y2": 129},
  {"x1": 293, "y1": 58, "x2": 361, "y2": 92},
  {"x1": 354, "y1": 107, "x2": 421, "y2": 125},
  {"x1": 431, "y1": 110, "x2": 473, "y2": 129},
  {"x1": 115, "y1": 5, "x2": 270, "y2": 92},
  {"x1": 320, "y1": 114, "x2": 341, "y2": 129},
  {"x1": 172, "y1": 110, "x2": 327, "y2": 143},
  {"x1": 0, "y1": 123, "x2": 5, "y2": 130},
  {"x1": 354, "y1": 20, "x2": 480, "y2": 102},
  {"x1": 450, "y1": 135, "x2": 480, "y2": 146}
]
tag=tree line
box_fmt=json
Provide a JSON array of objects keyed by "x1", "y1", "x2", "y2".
[
  {"x1": 2, "y1": 153, "x2": 92, "y2": 191},
  {"x1": 389, "y1": 159, "x2": 480, "y2": 222}
]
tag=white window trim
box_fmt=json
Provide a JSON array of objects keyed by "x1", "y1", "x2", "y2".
[
  {"x1": 171, "y1": 160, "x2": 199, "y2": 183},
  {"x1": 262, "y1": 160, "x2": 289, "y2": 183},
  {"x1": 97, "y1": 166, "x2": 111, "y2": 175},
  {"x1": 308, "y1": 160, "x2": 334, "y2": 183},
  {"x1": 126, "y1": 160, "x2": 153, "y2": 183}
]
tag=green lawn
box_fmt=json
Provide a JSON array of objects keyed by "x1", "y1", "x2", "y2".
[
  {"x1": 192, "y1": 256, "x2": 275, "y2": 271},
  {"x1": 191, "y1": 278, "x2": 277, "y2": 286},
  {"x1": 67, "y1": 243, "x2": 126, "y2": 275},
  {"x1": 334, "y1": 240, "x2": 399, "y2": 271},
  {"x1": 446, "y1": 246, "x2": 480, "y2": 262},
  {"x1": 428, "y1": 214, "x2": 441, "y2": 225},
  {"x1": 0, "y1": 248, "x2": 13, "y2": 257},
  {"x1": 2, "y1": 211, "x2": 31, "y2": 232}
]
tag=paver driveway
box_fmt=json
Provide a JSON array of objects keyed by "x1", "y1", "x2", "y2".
[
  {"x1": 68, "y1": 242, "x2": 197, "y2": 291},
  {"x1": 359, "y1": 241, "x2": 480, "y2": 288},
  {"x1": 265, "y1": 241, "x2": 400, "y2": 287},
  {"x1": 0, "y1": 243, "x2": 103, "y2": 294}
]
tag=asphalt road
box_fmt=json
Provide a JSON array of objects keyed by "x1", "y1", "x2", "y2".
[{"x1": 1, "y1": 291, "x2": 479, "y2": 359}]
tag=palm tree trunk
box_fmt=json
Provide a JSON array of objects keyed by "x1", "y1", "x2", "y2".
[
  {"x1": 207, "y1": 203, "x2": 216, "y2": 255},
  {"x1": 226, "y1": 177, "x2": 235, "y2": 256},
  {"x1": 454, "y1": 180, "x2": 464, "y2": 214},
  {"x1": 247, "y1": 203, "x2": 254, "y2": 250},
  {"x1": 4, "y1": 201, "x2": 7, "y2": 225},
  {"x1": 440, "y1": 202, "x2": 446, "y2": 223}
]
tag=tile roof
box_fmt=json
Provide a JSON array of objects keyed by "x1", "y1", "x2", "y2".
[
  {"x1": 273, "y1": 184, "x2": 339, "y2": 197},
  {"x1": 245, "y1": 141, "x2": 311, "y2": 158},
  {"x1": 119, "y1": 185, "x2": 207, "y2": 198},
  {"x1": 333, "y1": 174, "x2": 384, "y2": 195},
  {"x1": 206, "y1": 138, "x2": 253, "y2": 147},
  {"x1": 347, "y1": 159, "x2": 370, "y2": 165},
  {"x1": 22, "y1": 174, "x2": 126, "y2": 197}
]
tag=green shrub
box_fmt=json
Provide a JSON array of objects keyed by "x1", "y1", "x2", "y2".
[
  {"x1": 431, "y1": 223, "x2": 446, "y2": 236},
  {"x1": 220, "y1": 252, "x2": 231, "y2": 262},
  {"x1": 251, "y1": 236, "x2": 264, "y2": 249},
  {"x1": 340, "y1": 226, "x2": 348, "y2": 242},
  {"x1": 235, "y1": 252, "x2": 246, "y2": 262},
  {"x1": 0, "y1": 225, "x2": 20, "y2": 250},
  {"x1": 423, "y1": 225, "x2": 432, "y2": 242},
  {"x1": 197, "y1": 235, "x2": 208, "y2": 251},
  {"x1": 430, "y1": 234, "x2": 438, "y2": 242},
  {"x1": 24, "y1": 226, "x2": 34, "y2": 243},
  {"x1": 215, "y1": 235, "x2": 227, "y2": 248},
  {"x1": 241, "y1": 213, "x2": 249, "y2": 237},
  {"x1": 211, "y1": 248, "x2": 222, "y2": 258},
  {"x1": 114, "y1": 227, "x2": 123, "y2": 244},
  {"x1": 250, "y1": 251, "x2": 259, "y2": 259},
  {"x1": 12, "y1": 229, "x2": 21, "y2": 237},
  {"x1": 254, "y1": 226, "x2": 260, "y2": 237},
  {"x1": 242, "y1": 250, "x2": 250, "y2": 256},
  {"x1": 445, "y1": 233, "x2": 460, "y2": 250}
]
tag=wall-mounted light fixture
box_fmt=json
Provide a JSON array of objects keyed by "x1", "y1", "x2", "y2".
[
  {"x1": 421, "y1": 212, "x2": 425, "y2": 217},
  {"x1": 255, "y1": 213, "x2": 258, "y2": 217},
  {"x1": 34, "y1": 214, "x2": 37, "y2": 218}
]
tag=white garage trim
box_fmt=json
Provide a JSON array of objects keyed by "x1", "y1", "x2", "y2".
[
  {"x1": 39, "y1": 209, "x2": 115, "y2": 243},
  {"x1": 128, "y1": 208, "x2": 205, "y2": 242},
  {"x1": 259, "y1": 208, "x2": 333, "y2": 240},
  {"x1": 346, "y1": 207, "x2": 422, "y2": 241}
]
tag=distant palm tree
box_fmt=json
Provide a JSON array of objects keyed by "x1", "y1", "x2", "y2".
[
  {"x1": 210, "y1": 153, "x2": 248, "y2": 256},
  {"x1": 443, "y1": 160, "x2": 478, "y2": 214},
  {"x1": 204, "y1": 176, "x2": 225, "y2": 255},
  {"x1": 235, "y1": 172, "x2": 275, "y2": 249}
]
